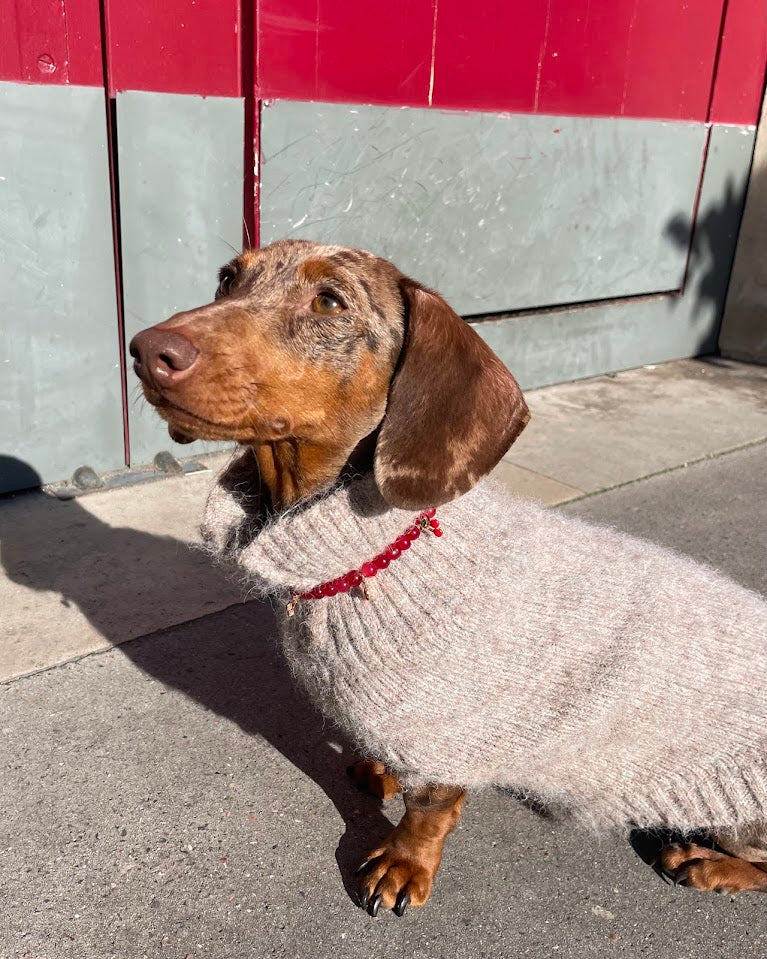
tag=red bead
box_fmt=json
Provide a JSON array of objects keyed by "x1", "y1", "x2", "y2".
[
  {"x1": 386, "y1": 543, "x2": 401, "y2": 561},
  {"x1": 405, "y1": 524, "x2": 420, "y2": 540},
  {"x1": 361, "y1": 561, "x2": 377, "y2": 578},
  {"x1": 337, "y1": 575, "x2": 351, "y2": 593},
  {"x1": 395, "y1": 535, "x2": 411, "y2": 551},
  {"x1": 374, "y1": 553, "x2": 390, "y2": 570},
  {"x1": 348, "y1": 570, "x2": 363, "y2": 587},
  {"x1": 433, "y1": 528, "x2": 443, "y2": 537},
  {"x1": 423, "y1": 508, "x2": 437, "y2": 519},
  {"x1": 322, "y1": 581, "x2": 338, "y2": 597},
  {"x1": 310, "y1": 586, "x2": 324, "y2": 599},
  {"x1": 429, "y1": 518, "x2": 440, "y2": 529},
  {"x1": 299, "y1": 592, "x2": 312, "y2": 600}
]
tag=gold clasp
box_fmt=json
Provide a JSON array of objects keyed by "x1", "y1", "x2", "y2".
[{"x1": 286, "y1": 594, "x2": 300, "y2": 617}]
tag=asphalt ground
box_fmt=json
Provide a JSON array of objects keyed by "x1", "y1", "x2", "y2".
[{"x1": 2, "y1": 442, "x2": 766, "y2": 959}]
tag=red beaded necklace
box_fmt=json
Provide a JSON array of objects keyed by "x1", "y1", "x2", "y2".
[{"x1": 286, "y1": 508, "x2": 442, "y2": 616}]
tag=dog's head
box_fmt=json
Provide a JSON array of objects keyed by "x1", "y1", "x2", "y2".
[{"x1": 130, "y1": 240, "x2": 529, "y2": 509}]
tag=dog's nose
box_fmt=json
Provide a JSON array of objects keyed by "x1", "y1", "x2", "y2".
[{"x1": 129, "y1": 328, "x2": 199, "y2": 387}]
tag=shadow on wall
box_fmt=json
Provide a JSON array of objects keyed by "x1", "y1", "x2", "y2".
[
  {"x1": 0, "y1": 454, "x2": 393, "y2": 903},
  {"x1": 664, "y1": 172, "x2": 751, "y2": 356}
]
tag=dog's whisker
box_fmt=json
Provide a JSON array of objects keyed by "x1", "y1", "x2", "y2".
[{"x1": 217, "y1": 235, "x2": 240, "y2": 257}]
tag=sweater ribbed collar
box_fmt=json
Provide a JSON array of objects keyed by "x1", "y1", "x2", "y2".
[{"x1": 201, "y1": 458, "x2": 438, "y2": 596}]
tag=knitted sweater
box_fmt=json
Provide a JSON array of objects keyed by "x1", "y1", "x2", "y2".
[{"x1": 202, "y1": 458, "x2": 767, "y2": 834}]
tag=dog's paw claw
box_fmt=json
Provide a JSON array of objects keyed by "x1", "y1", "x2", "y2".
[
  {"x1": 355, "y1": 841, "x2": 434, "y2": 915},
  {"x1": 394, "y1": 892, "x2": 410, "y2": 917}
]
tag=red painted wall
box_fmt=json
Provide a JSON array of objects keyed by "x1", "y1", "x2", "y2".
[
  {"x1": 257, "y1": 0, "x2": 435, "y2": 108},
  {"x1": 710, "y1": 0, "x2": 767, "y2": 124},
  {"x1": 0, "y1": 0, "x2": 241, "y2": 95},
  {"x1": 0, "y1": 0, "x2": 764, "y2": 119},
  {"x1": 0, "y1": 0, "x2": 102, "y2": 85},
  {"x1": 256, "y1": 0, "x2": 766, "y2": 125},
  {"x1": 432, "y1": 0, "x2": 723, "y2": 120},
  {"x1": 103, "y1": 0, "x2": 241, "y2": 97}
]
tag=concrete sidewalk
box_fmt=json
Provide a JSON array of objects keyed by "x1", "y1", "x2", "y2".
[
  {"x1": 2, "y1": 357, "x2": 766, "y2": 683},
  {"x1": 1, "y1": 358, "x2": 766, "y2": 958}
]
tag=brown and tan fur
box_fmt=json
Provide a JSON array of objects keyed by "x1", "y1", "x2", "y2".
[{"x1": 130, "y1": 239, "x2": 767, "y2": 915}]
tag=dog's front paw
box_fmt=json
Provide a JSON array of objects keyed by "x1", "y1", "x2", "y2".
[
  {"x1": 356, "y1": 831, "x2": 438, "y2": 917},
  {"x1": 659, "y1": 842, "x2": 767, "y2": 894}
]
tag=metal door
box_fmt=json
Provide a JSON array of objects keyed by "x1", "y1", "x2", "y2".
[{"x1": 1, "y1": 0, "x2": 765, "y2": 494}]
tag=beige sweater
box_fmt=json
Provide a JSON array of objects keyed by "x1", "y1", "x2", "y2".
[{"x1": 202, "y1": 455, "x2": 767, "y2": 834}]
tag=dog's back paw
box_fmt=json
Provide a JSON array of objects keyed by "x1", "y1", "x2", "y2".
[{"x1": 659, "y1": 842, "x2": 767, "y2": 894}]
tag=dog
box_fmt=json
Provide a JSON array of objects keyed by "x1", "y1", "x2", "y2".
[{"x1": 131, "y1": 239, "x2": 767, "y2": 916}]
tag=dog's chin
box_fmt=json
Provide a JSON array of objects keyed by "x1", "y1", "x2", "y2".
[
  {"x1": 167, "y1": 425, "x2": 197, "y2": 445},
  {"x1": 162, "y1": 411, "x2": 274, "y2": 446},
  {"x1": 152, "y1": 396, "x2": 296, "y2": 445}
]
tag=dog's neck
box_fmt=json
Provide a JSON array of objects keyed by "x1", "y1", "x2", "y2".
[{"x1": 252, "y1": 432, "x2": 377, "y2": 512}]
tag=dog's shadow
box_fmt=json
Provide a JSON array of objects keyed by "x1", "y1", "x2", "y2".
[
  {"x1": 0, "y1": 454, "x2": 393, "y2": 903},
  {"x1": 1, "y1": 453, "x2": 676, "y2": 897}
]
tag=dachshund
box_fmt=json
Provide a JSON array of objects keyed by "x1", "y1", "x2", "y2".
[{"x1": 130, "y1": 239, "x2": 767, "y2": 915}]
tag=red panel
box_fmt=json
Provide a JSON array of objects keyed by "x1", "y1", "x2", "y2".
[
  {"x1": 62, "y1": 0, "x2": 104, "y2": 86},
  {"x1": 0, "y1": 3, "x2": 23, "y2": 81},
  {"x1": 617, "y1": 1, "x2": 723, "y2": 120},
  {"x1": 105, "y1": 0, "x2": 241, "y2": 96},
  {"x1": 709, "y1": 0, "x2": 767, "y2": 124},
  {"x1": 257, "y1": 0, "x2": 735, "y2": 122},
  {"x1": 0, "y1": 0, "x2": 101, "y2": 85},
  {"x1": 432, "y1": 0, "x2": 725, "y2": 120},
  {"x1": 257, "y1": 0, "x2": 434, "y2": 106},
  {"x1": 429, "y1": 2, "x2": 547, "y2": 114}
]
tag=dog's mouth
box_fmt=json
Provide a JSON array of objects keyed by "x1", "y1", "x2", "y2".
[
  {"x1": 137, "y1": 376, "x2": 298, "y2": 445},
  {"x1": 144, "y1": 392, "x2": 246, "y2": 443},
  {"x1": 151, "y1": 393, "x2": 292, "y2": 446}
]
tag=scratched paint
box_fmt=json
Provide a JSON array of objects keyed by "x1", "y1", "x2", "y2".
[
  {"x1": 473, "y1": 125, "x2": 756, "y2": 388},
  {"x1": 260, "y1": 101, "x2": 709, "y2": 316},
  {"x1": 427, "y1": 0, "x2": 439, "y2": 107}
]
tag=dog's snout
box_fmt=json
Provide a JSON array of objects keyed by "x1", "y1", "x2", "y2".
[{"x1": 129, "y1": 328, "x2": 199, "y2": 387}]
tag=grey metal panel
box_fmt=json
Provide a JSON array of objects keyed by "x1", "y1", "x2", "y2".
[
  {"x1": 118, "y1": 91, "x2": 244, "y2": 467},
  {"x1": 472, "y1": 125, "x2": 756, "y2": 390},
  {"x1": 0, "y1": 82, "x2": 124, "y2": 494},
  {"x1": 260, "y1": 101, "x2": 707, "y2": 315}
]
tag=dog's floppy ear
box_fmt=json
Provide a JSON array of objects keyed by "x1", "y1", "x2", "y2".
[{"x1": 374, "y1": 278, "x2": 530, "y2": 509}]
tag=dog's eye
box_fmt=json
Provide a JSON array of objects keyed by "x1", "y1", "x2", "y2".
[
  {"x1": 311, "y1": 292, "x2": 345, "y2": 315},
  {"x1": 216, "y1": 269, "x2": 235, "y2": 300}
]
